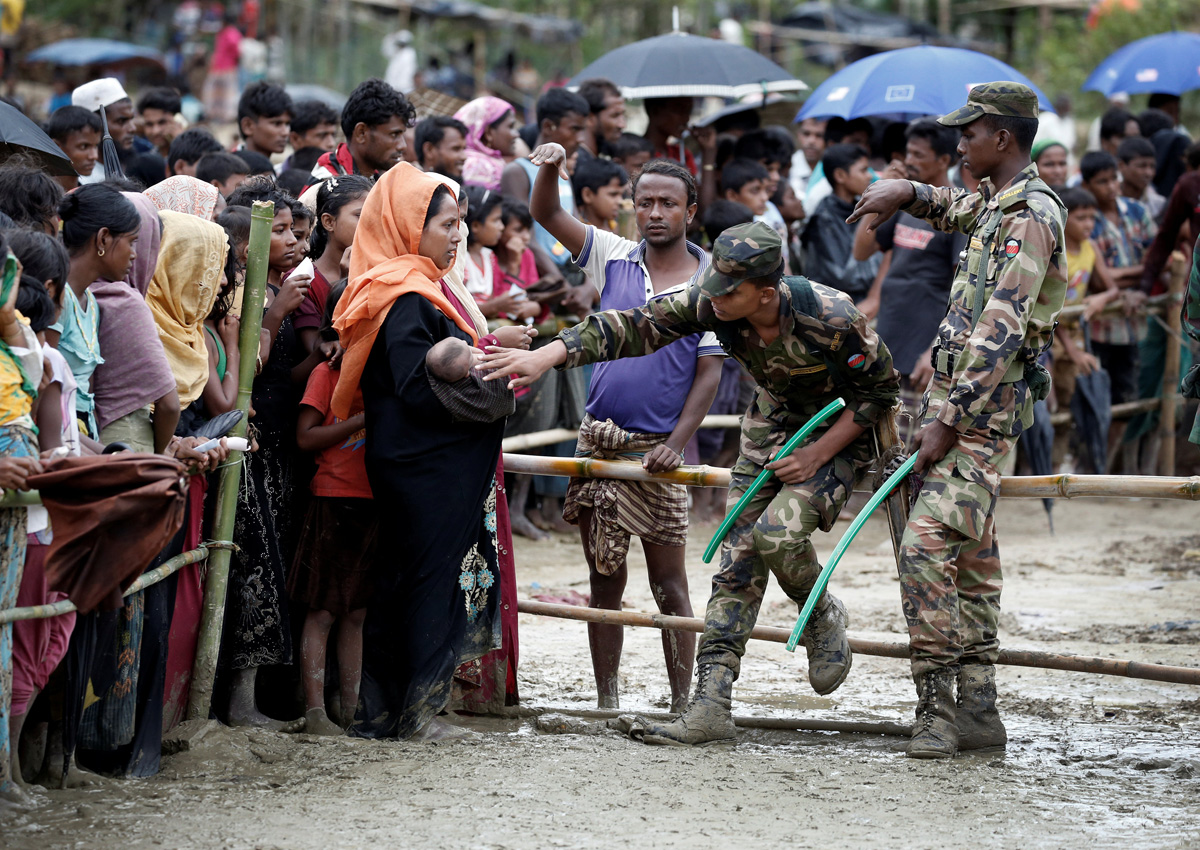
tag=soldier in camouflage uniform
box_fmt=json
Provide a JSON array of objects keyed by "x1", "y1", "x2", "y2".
[
  {"x1": 850, "y1": 82, "x2": 1068, "y2": 758},
  {"x1": 482, "y1": 221, "x2": 900, "y2": 746},
  {"x1": 1181, "y1": 235, "x2": 1200, "y2": 445}
]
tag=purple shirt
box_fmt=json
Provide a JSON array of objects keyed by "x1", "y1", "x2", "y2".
[{"x1": 575, "y1": 227, "x2": 723, "y2": 435}]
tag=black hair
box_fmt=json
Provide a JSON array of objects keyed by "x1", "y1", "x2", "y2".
[
  {"x1": 702, "y1": 198, "x2": 754, "y2": 245},
  {"x1": 216, "y1": 204, "x2": 252, "y2": 248},
  {"x1": 320, "y1": 277, "x2": 349, "y2": 342},
  {"x1": 423, "y1": 183, "x2": 455, "y2": 229},
  {"x1": 124, "y1": 155, "x2": 163, "y2": 189},
  {"x1": 1187, "y1": 141, "x2": 1200, "y2": 171},
  {"x1": 290, "y1": 201, "x2": 314, "y2": 224},
  {"x1": 762, "y1": 125, "x2": 797, "y2": 161},
  {"x1": 905, "y1": 118, "x2": 960, "y2": 162},
  {"x1": 340, "y1": 78, "x2": 416, "y2": 139},
  {"x1": 500, "y1": 197, "x2": 533, "y2": 229},
  {"x1": 610, "y1": 132, "x2": 654, "y2": 160},
  {"x1": 289, "y1": 99, "x2": 339, "y2": 136},
  {"x1": 0, "y1": 164, "x2": 65, "y2": 231},
  {"x1": 1099, "y1": 107, "x2": 1135, "y2": 142},
  {"x1": 1116, "y1": 135, "x2": 1155, "y2": 163},
  {"x1": 464, "y1": 185, "x2": 503, "y2": 242},
  {"x1": 1147, "y1": 92, "x2": 1180, "y2": 112},
  {"x1": 226, "y1": 176, "x2": 293, "y2": 213},
  {"x1": 168, "y1": 127, "x2": 224, "y2": 173},
  {"x1": 16, "y1": 275, "x2": 57, "y2": 332},
  {"x1": 518, "y1": 122, "x2": 539, "y2": 150},
  {"x1": 1060, "y1": 186, "x2": 1097, "y2": 213},
  {"x1": 6, "y1": 229, "x2": 69, "y2": 302},
  {"x1": 571, "y1": 157, "x2": 628, "y2": 207},
  {"x1": 276, "y1": 168, "x2": 311, "y2": 199},
  {"x1": 57, "y1": 182, "x2": 141, "y2": 252},
  {"x1": 733, "y1": 129, "x2": 789, "y2": 167},
  {"x1": 196, "y1": 151, "x2": 250, "y2": 186},
  {"x1": 720, "y1": 158, "x2": 769, "y2": 195},
  {"x1": 1080, "y1": 150, "x2": 1119, "y2": 184},
  {"x1": 310, "y1": 174, "x2": 372, "y2": 259},
  {"x1": 234, "y1": 149, "x2": 275, "y2": 177},
  {"x1": 825, "y1": 116, "x2": 873, "y2": 144},
  {"x1": 976, "y1": 114, "x2": 1038, "y2": 154},
  {"x1": 822, "y1": 143, "x2": 869, "y2": 184},
  {"x1": 136, "y1": 86, "x2": 182, "y2": 116},
  {"x1": 414, "y1": 116, "x2": 468, "y2": 166},
  {"x1": 237, "y1": 81, "x2": 293, "y2": 136},
  {"x1": 577, "y1": 78, "x2": 621, "y2": 115},
  {"x1": 209, "y1": 232, "x2": 242, "y2": 324},
  {"x1": 536, "y1": 88, "x2": 590, "y2": 128},
  {"x1": 45, "y1": 105, "x2": 102, "y2": 142},
  {"x1": 881, "y1": 121, "x2": 908, "y2": 162},
  {"x1": 633, "y1": 158, "x2": 698, "y2": 207},
  {"x1": 1137, "y1": 108, "x2": 1173, "y2": 139},
  {"x1": 288, "y1": 146, "x2": 326, "y2": 175}
]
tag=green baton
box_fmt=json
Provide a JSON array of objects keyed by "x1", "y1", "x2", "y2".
[
  {"x1": 785, "y1": 452, "x2": 919, "y2": 652},
  {"x1": 701, "y1": 397, "x2": 846, "y2": 564}
]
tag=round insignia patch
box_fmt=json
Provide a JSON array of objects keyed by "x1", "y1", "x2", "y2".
[
  {"x1": 847, "y1": 353, "x2": 866, "y2": 369},
  {"x1": 1004, "y1": 238, "x2": 1021, "y2": 258}
]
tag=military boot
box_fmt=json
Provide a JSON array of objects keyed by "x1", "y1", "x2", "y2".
[
  {"x1": 906, "y1": 668, "x2": 958, "y2": 759},
  {"x1": 635, "y1": 662, "x2": 736, "y2": 747},
  {"x1": 800, "y1": 592, "x2": 852, "y2": 695},
  {"x1": 956, "y1": 664, "x2": 1007, "y2": 751}
]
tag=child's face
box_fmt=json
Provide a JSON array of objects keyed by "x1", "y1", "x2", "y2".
[
  {"x1": 586, "y1": 177, "x2": 626, "y2": 222},
  {"x1": 291, "y1": 217, "x2": 313, "y2": 261},
  {"x1": 59, "y1": 128, "x2": 100, "y2": 176},
  {"x1": 244, "y1": 114, "x2": 291, "y2": 154},
  {"x1": 728, "y1": 179, "x2": 769, "y2": 216},
  {"x1": 839, "y1": 157, "x2": 873, "y2": 197},
  {"x1": 471, "y1": 204, "x2": 505, "y2": 249},
  {"x1": 1035, "y1": 146, "x2": 1069, "y2": 186},
  {"x1": 328, "y1": 195, "x2": 367, "y2": 253},
  {"x1": 214, "y1": 172, "x2": 249, "y2": 199},
  {"x1": 499, "y1": 218, "x2": 531, "y2": 255},
  {"x1": 293, "y1": 122, "x2": 338, "y2": 153},
  {"x1": 1085, "y1": 168, "x2": 1119, "y2": 208},
  {"x1": 269, "y1": 208, "x2": 298, "y2": 271},
  {"x1": 759, "y1": 159, "x2": 783, "y2": 196},
  {"x1": 617, "y1": 151, "x2": 651, "y2": 183},
  {"x1": 1065, "y1": 206, "x2": 1096, "y2": 243},
  {"x1": 1119, "y1": 155, "x2": 1156, "y2": 194}
]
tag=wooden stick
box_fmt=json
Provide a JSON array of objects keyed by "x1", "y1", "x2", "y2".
[
  {"x1": 516, "y1": 599, "x2": 1200, "y2": 685},
  {"x1": 501, "y1": 453, "x2": 1200, "y2": 500},
  {"x1": 502, "y1": 705, "x2": 912, "y2": 737}
]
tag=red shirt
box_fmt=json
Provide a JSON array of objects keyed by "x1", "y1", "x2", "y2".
[
  {"x1": 292, "y1": 266, "x2": 331, "y2": 331},
  {"x1": 301, "y1": 363, "x2": 372, "y2": 499}
]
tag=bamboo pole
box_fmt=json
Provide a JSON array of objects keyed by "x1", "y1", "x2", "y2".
[
  {"x1": 505, "y1": 705, "x2": 911, "y2": 737},
  {"x1": 501, "y1": 416, "x2": 742, "y2": 453},
  {"x1": 1048, "y1": 396, "x2": 1167, "y2": 427},
  {"x1": 517, "y1": 599, "x2": 1200, "y2": 686},
  {"x1": 501, "y1": 453, "x2": 1200, "y2": 501},
  {"x1": 1159, "y1": 252, "x2": 1187, "y2": 476},
  {"x1": 187, "y1": 200, "x2": 273, "y2": 722},
  {"x1": 0, "y1": 546, "x2": 210, "y2": 626}
]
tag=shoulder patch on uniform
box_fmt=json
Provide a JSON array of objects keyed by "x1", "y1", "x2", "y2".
[
  {"x1": 846, "y1": 353, "x2": 866, "y2": 369},
  {"x1": 1003, "y1": 238, "x2": 1021, "y2": 258}
]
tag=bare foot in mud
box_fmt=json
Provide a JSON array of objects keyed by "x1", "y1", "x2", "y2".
[
  {"x1": 535, "y1": 498, "x2": 575, "y2": 534},
  {"x1": 228, "y1": 707, "x2": 306, "y2": 733},
  {"x1": 410, "y1": 717, "x2": 474, "y2": 741},
  {"x1": 511, "y1": 512, "x2": 550, "y2": 541},
  {"x1": 0, "y1": 783, "x2": 37, "y2": 813},
  {"x1": 304, "y1": 708, "x2": 344, "y2": 736}
]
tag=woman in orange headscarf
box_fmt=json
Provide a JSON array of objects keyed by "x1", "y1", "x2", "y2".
[{"x1": 335, "y1": 163, "x2": 531, "y2": 740}]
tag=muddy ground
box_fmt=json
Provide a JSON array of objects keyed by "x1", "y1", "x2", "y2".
[{"x1": 4, "y1": 496, "x2": 1199, "y2": 849}]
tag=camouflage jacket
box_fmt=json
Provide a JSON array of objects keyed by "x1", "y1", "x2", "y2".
[
  {"x1": 558, "y1": 278, "x2": 900, "y2": 444},
  {"x1": 904, "y1": 162, "x2": 1067, "y2": 435}
]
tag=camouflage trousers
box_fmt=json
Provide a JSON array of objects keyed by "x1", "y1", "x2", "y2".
[
  {"x1": 698, "y1": 406, "x2": 867, "y2": 678},
  {"x1": 898, "y1": 425, "x2": 1012, "y2": 678}
]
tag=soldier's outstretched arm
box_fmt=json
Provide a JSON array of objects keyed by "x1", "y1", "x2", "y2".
[
  {"x1": 933, "y1": 209, "x2": 1060, "y2": 430},
  {"x1": 900, "y1": 181, "x2": 981, "y2": 235},
  {"x1": 846, "y1": 179, "x2": 915, "y2": 232}
]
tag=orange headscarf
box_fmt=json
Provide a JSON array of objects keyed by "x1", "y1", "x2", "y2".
[{"x1": 332, "y1": 162, "x2": 473, "y2": 419}]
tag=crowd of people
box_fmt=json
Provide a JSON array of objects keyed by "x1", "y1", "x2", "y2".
[{"x1": 0, "y1": 34, "x2": 1198, "y2": 808}]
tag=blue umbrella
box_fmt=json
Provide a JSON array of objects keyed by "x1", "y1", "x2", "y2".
[
  {"x1": 1083, "y1": 32, "x2": 1200, "y2": 97},
  {"x1": 26, "y1": 38, "x2": 166, "y2": 71},
  {"x1": 796, "y1": 45, "x2": 1053, "y2": 122}
]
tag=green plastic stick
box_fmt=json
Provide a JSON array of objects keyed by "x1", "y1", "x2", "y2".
[
  {"x1": 786, "y1": 453, "x2": 919, "y2": 651},
  {"x1": 702, "y1": 397, "x2": 846, "y2": 564}
]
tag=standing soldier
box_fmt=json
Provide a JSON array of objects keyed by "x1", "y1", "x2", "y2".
[
  {"x1": 849, "y1": 83, "x2": 1067, "y2": 758},
  {"x1": 481, "y1": 220, "x2": 900, "y2": 746}
]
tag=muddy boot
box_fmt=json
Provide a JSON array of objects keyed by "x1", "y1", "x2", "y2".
[
  {"x1": 956, "y1": 664, "x2": 1007, "y2": 751},
  {"x1": 800, "y1": 592, "x2": 852, "y2": 695},
  {"x1": 632, "y1": 663, "x2": 736, "y2": 747},
  {"x1": 906, "y1": 668, "x2": 958, "y2": 759}
]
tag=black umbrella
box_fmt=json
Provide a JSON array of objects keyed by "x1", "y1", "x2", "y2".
[
  {"x1": 0, "y1": 100, "x2": 76, "y2": 177},
  {"x1": 97, "y1": 108, "x2": 126, "y2": 183},
  {"x1": 1024, "y1": 399, "x2": 1056, "y2": 532},
  {"x1": 1070, "y1": 322, "x2": 1113, "y2": 475}
]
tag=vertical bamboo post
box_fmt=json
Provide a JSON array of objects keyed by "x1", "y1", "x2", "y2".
[
  {"x1": 187, "y1": 200, "x2": 274, "y2": 721},
  {"x1": 1159, "y1": 252, "x2": 1186, "y2": 477}
]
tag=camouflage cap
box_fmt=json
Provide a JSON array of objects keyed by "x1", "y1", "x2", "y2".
[
  {"x1": 699, "y1": 221, "x2": 784, "y2": 298},
  {"x1": 938, "y1": 81, "x2": 1040, "y2": 127}
]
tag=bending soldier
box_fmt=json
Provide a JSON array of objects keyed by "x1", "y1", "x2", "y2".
[
  {"x1": 849, "y1": 82, "x2": 1067, "y2": 758},
  {"x1": 482, "y1": 218, "x2": 900, "y2": 746}
]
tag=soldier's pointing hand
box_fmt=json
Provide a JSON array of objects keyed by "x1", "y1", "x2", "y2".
[{"x1": 846, "y1": 179, "x2": 918, "y2": 232}]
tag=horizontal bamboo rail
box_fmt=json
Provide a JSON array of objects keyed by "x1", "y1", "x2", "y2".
[
  {"x1": 0, "y1": 545, "x2": 210, "y2": 625},
  {"x1": 500, "y1": 453, "x2": 1200, "y2": 500},
  {"x1": 505, "y1": 705, "x2": 912, "y2": 737},
  {"x1": 517, "y1": 599, "x2": 1200, "y2": 686},
  {"x1": 502, "y1": 415, "x2": 743, "y2": 452}
]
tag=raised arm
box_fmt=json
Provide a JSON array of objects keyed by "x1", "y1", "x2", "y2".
[{"x1": 527, "y1": 143, "x2": 588, "y2": 259}]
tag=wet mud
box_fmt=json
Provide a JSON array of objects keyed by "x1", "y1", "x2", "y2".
[{"x1": 3, "y1": 497, "x2": 1199, "y2": 849}]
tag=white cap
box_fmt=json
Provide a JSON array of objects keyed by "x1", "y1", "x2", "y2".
[{"x1": 72, "y1": 78, "x2": 129, "y2": 113}]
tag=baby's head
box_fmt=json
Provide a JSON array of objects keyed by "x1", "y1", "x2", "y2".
[{"x1": 427, "y1": 337, "x2": 477, "y2": 382}]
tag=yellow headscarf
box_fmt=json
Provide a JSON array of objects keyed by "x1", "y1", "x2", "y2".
[{"x1": 146, "y1": 210, "x2": 229, "y2": 406}]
